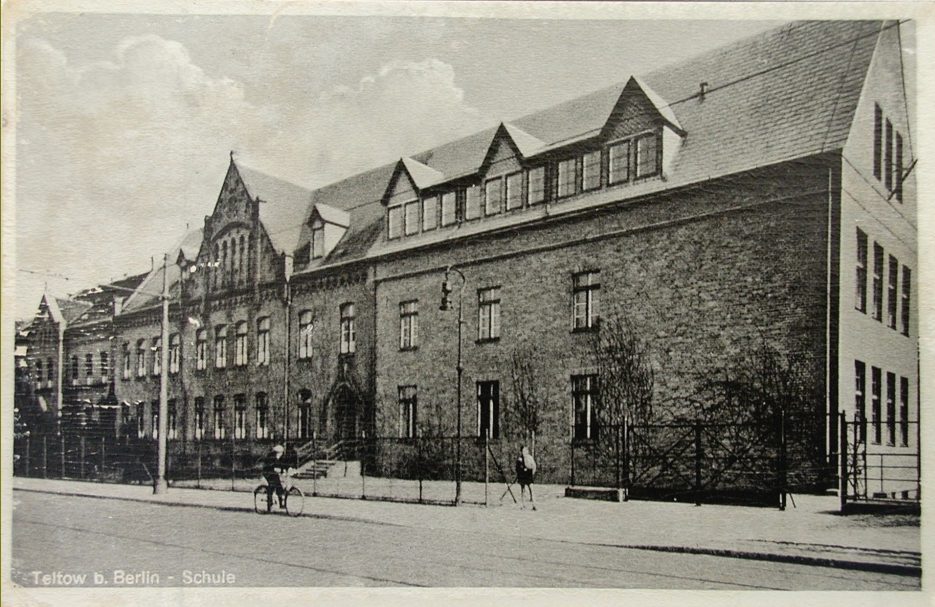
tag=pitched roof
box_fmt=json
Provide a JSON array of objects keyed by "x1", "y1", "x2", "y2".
[
  {"x1": 502, "y1": 123, "x2": 546, "y2": 157},
  {"x1": 121, "y1": 229, "x2": 203, "y2": 313},
  {"x1": 70, "y1": 271, "x2": 149, "y2": 327},
  {"x1": 313, "y1": 203, "x2": 350, "y2": 227},
  {"x1": 294, "y1": 20, "x2": 884, "y2": 271},
  {"x1": 400, "y1": 157, "x2": 445, "y2": 189},
  {"x1": 236, "y1": 163, "x2": 315, "y2": 254}
]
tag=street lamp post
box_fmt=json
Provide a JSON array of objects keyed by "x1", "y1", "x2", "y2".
[
  {"x1": 440, "y1": 266, "x2": 466, "y2": 506},
  {"x1": 154, "y1": 253, "x2": 170, "y2": 494}
]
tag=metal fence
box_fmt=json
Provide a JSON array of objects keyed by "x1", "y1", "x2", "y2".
[{"x1": 839, "y1": 414, "x2": 920, "y2": 507}]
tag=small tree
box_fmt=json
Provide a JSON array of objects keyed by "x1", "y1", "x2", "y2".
[
  {"x1": 507, "y1": 345, "x2": 544, "y2": 454},
  {"x1": 590, "y1": 312, "x2": 655, "y2": 428}
]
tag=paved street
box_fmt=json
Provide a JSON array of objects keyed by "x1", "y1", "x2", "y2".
[{"x1": 10, "y1": 490, "x2": 918, "y2": 589}]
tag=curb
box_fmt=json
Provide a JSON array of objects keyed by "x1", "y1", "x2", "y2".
[{"x1": 14, "y1": 485, "x2": 921, "y2": 578}]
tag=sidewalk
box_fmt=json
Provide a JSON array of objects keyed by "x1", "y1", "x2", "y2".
[{"x1": 12, "y1": 476, "x2": 921, "y2": 577}]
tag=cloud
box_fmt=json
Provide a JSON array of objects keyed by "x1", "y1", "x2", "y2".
[{"x1": 15, "y1": 35, "x2": 490, "y2": 318}]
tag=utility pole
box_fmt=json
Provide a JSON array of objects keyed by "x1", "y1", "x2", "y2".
[
  {"x1": 440, "y1": 266, "x2": 466, "y2": 506},
  {"x1": 154, "y1": 253, "x2": 170, "y2": 494}
]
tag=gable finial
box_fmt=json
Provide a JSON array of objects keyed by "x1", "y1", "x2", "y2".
[{"x1": 230, "y1": 150, "x2": 236, "y2": 163}]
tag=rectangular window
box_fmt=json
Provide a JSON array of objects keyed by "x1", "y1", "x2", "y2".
[
  {"x1": 485, "y1": 177, "x2": 502, "y2": 216},
  {"x1": 884, "y1": 119, "x2": 894, "y2": 191},
  {"x1": 137, "y1": 404, "x2": 145, "y2": 439},
  {"x1": 609, "y1": 140, "x2": 630, "y2": 184},
  {"x1": 151, "y1": 409, "x2": 159, "y2": 440},
  {"x1": 871, "y1": 366, "x2": 881, "y2": 444},
  {"x1": 234, "y1": 394, "x2": 247, "y2": 440},
  {"x1": 47, "y1": 357, "x2": 54, "y2": 382},
  {"x1": 855, "y1": 361, "x2": 866, "y2": 443},
  {"x1": 298, "y1": 311, "x2": 313, "y2": 360},
  {"x1": 872, "y1": 243, "x2": 884, "y2": 322},
  {"x1": 340, "y1": 303, "x2": 356, "y2": 354},
  {"x1": 557, "y1": 158, "x2": 576, "y2": 198},
  {"x1": 387, "y1": 205, "x2": 403, "y2": 239},
  {"x1": 215, "y1": 326, "x2": 228, "y2": 369},
  {"x1": 399, "y1": 300, "x2": 418, "y2": 350},
  {"x1": 398, "y1": 385, "x2": 417, "y2": 439},
  {"x1": 422, "y1": 196, "x2": 438, "y2": 231},
  {"x1": 899, "y1": 377, "x2": 909, "y2": 447},
  {"x1": 194, "y1": 398, "x2": 205, "y2": 440},
  {"x1": 167, "y1": 400, "x2": 178, "y2": 440},
  {"x1": 136, "y1": 341, "x2": 146, "y2": 377},
  {"x1": 886, "y1": 372, "x2": 896, "y2": 446},
  {"x1": 573, "y1": 271, "x2": 600, "y2": 331},
  {"x1": 478, "y1": 287, "x2": 501, "y2": 341},
  {"x1": 168, "y1": 334, "x2": 180, "y2": 374},
  {"x1": 873, "y1": 104, "x2": 883, "y2": 180},
  {"x1": 152, "y1": 338, "x2": 162, "y2": 376},
  {"x1": 464, "y1": 185, "x2": 481, "y2": 220},
  {"x1": 85, "y1": 353, "x2": 93, "y2": 377},
  {"x1": 213, "y1": 396, "x2": 226, "y2": 440},
  {"x1": 234, "y1": 322, "x2": 248, "y2": 367},
  {"x1": 441, "y1": 192, "x2": 458, "y2": 226},
  {"x1": 505, "y1": 172, "x2": 523, "y2": 210},
  {"x1": 887, "y1": 256, "x2": 898, "y2": 330},
  {"x1": 256, "y1": 317, "x2": 270, "y2": 366},
  {"x1": 404, "y1": 200, "x2": 420, "y2": 236},
  {"x1": 311, "y1": 223, "x2": 325, "y2": 259},
  {"x1": 636, "y1": 133, "x2": 658, "y2": 178},
  {"x1": 895, "y1": 132, "x2": 904, "y2": 202},
  {"x1": 855, "y1": 229, "x2": 868, "y2": 313},
  {"x1": 477, "y1": 381, "x2": 500, "y2": 439},
  {"x1": 122, "y1": 345, "x2": 131, "y2": 380},
  {"x1": 582, "y1": 150, "x2": 601, "y2": 191},
  {"x1": 100, "y1": 352, "x2": 110, "y2": 379},
  {"x1": 195, "y1": 329, "x2": 207, "y2": 371},
  {"x1": 256, "y1": 393, "x2": 270, "y2": 439},
  {"x1": 901, "y1": 266, "x2": 911, "y2": 336},
  {"x1": 572, "y1": 375, "x2": 599, "y2": 440},
  {"x1": 528, "y1": 167, "x2": 546, "y2": 205}
]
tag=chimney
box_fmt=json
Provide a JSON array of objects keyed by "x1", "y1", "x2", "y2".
[{"x1": 699, "y1": 82, "x2": 709, "y2": 101}]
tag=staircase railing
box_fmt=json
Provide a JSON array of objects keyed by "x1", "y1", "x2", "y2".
[{"x1": 291, "y1": 439, "x2": 348, "y2": 469}]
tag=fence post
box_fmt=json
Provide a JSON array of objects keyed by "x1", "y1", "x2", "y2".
[
  {"x1": 101, "y1": 436, "x2": 106, "y2": 482},
  {"x1": 694, "y1": 423, "x2": 702, "y2": 507},
  {"x1": 417, "y1": 431, "x2": 423, "y2": 504},
  {"x1": 623, "y1": 416, "x2": 630, "y2": 501},
  {"x1": 197, "y1": 441, "x2": 202, "y2": 489},
  {"x1": 360, "y1": 431, "x2": 367, "y2": 500},
  {"x1": 484, "y1": 435, "x2": 489, "y2": 508},
  {"x1": 42, "y1": 436, "x2": 48, "y2": 478},
  {"x1": 25, "y1": 436, "x2": 31, "y2": 477},
  {"x1": 231, "y1": 432, "x2": 236, "y2": 491},
  {"x1": 80, "y1": 435, "x2": 86, "y2": 479},
  {"x1": 61, "y1": 433, "x2": 66, "y2": 478},
  {"x1": 839, "y1": 411, "x2": 847, "y2": 513},
  {"x1": 615, "y1": 424, "x2": 621, "y2": 491},
  {"x1": 570, "y1": 438, "x2": 576, "y2": 487},
  {"x1": 312, "y1": 431, "x2": 318, "y2": 497},
  {"x1": 778, "y1": 405, "x2": 787, "y2": 511}
]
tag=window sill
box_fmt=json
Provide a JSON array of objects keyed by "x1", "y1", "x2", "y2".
[
  {"x1": 571, "y1": 326, "x2": 599, "y2": 334},
  {"x1": 399, "y1": 346, "x2": 419, "y2": 352},
  {"x1": 475, "y1": 337, "x2": 500, "y2": 345}
]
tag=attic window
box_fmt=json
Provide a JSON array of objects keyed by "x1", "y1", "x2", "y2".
[
  {"x1": 388, "y1": 205, "x2": 403, "y2": 240},
  {"x1": 295, "y1": 244, "x2": 310, "y2": 266},
  {"x1": 311, "y1": 220, "x2": 325, "y2": 259},
  {"x1": 635, "y1": 132, "x2": 659, "y2": 178}
]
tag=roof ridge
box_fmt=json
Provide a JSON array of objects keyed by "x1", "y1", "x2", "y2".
[{"x1": 234, "y1": 160, "x2": 316, "y2": 195}]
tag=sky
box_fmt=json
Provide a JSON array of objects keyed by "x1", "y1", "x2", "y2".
[{"x1": 11, "y1": 10, "x2": 793, "y2": 320}]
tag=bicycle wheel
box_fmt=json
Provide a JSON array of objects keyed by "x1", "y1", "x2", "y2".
[
  {"x1": 254, "y1": 486, "x2": 272, "y2": 514},
  {"x1": 285, "y1": 486, "x2": 304, "y2": 517}
]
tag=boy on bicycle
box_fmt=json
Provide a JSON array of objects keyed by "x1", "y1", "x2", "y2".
[{"x1": 262, "y1": 444, "x2": 292, "y2": 508}]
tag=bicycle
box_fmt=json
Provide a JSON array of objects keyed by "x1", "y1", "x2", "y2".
[{"x1": 254, "y1": 469, "x2": 304, "y2": 517}]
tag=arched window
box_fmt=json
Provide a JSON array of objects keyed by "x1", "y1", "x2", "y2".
[
  {"x1": 230, "y1": 237, "x2": 238, "y2": 286},
  {"x1": 194, "y1": 397, "x2": 206, "y2": 440},
  {"x1": 168, "y1": 333, "x2": 181, "y2": 374},
  {"x1": 221, "y1": 241, "x2": 228, "y2": 287},
  {"x1": 255, "y1": 392, "x2": 270, "y2": 439},
  {"x1": 234, "y1": 321, "x2": 248, "y2": 366},
  {"x1": 298, "y1": 310, "x2": 313, "y2": 360},
  {"x1": 256, "y1": 317, "x2": 270, "y2": 365},
  {"x1": 212, "y1": 395, "x2": 226, "y2": 439},
  {"x1": 215, "y1": 325, "x2": 228, "y2": 369},
  {"x1": 152, "y1": 337, "x2": 162, "y2": 376},
  {"x1": 239, "y1": 234, "x2": 246, "y2": 285},
  {"x1": 233, "y1": 393, "x2": 246, "y2": 439},
  {"x1": 340, "y1": 303, "x2": 356, "y2": 354},
  {"x1": 195, "y1": 329, "x2": 207, "y2": 370},
  {"x1": 213, "y1": 243, "x2": 220, "y2": 290},
  {"x1": 135, "y1": 341, "x2": 145, "y2": 377}
]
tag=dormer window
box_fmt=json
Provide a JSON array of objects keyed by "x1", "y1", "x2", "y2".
[
  {"x1": 465, "y1": 185, "x2": 481, "y2": 220},
  {"x1": 388, "y1": 205, "x2": 403, "y2": 239},
  {"x1": 485, "y1": 177, "x2": 502, "y2": 216},
  {"x1": 506, "y1": 172, "x2": 523, "y2": 210},
  {"x1": 311, "y1": 220, "x2": 325, "y2": 258},
  {"x1": 528, "y1": 167, "x2": 546, "y2": 205},
  {"x1": 608, "y1": 140, "x2": 631, "y2": 185},
  {"x1": 404, "y1": 200, "x2": 420, "y2": 236},
  {"x1": 441, "y1": 192, "x2": 458, "y2": 226},
  {"x1": 557, "y1": 158, "x2": 577, "y2": 198},
  {"x1": 422, "y1": 196, "x2": 438, "y2": 231},
  {"x1": 582, "y1": 150, "x2": 601, "y2": 191},
  {"x1": 635, "y1": 132, "x2": 659, "y2": 178}
]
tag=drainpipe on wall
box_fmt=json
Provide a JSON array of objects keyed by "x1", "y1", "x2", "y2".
[
  {"x1": 283, "y1": 276, "x2": 292, "y2": 444},
  {"x1": 57, "y1": 323, "x2": 65, "y2": 434}
]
